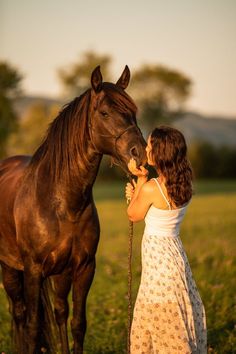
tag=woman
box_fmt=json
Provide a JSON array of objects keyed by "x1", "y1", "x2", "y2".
[{"x1": 126, "y1": 126, "x2": 207, "y2": 354}]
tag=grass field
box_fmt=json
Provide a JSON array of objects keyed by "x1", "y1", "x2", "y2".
[{"x1": 0, "y1": 180, "x2": 236, "y2": 353}]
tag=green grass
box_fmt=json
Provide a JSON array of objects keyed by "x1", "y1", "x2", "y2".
[{"x1": 0, "y1": 180, "x2": 236, "y2": 353}]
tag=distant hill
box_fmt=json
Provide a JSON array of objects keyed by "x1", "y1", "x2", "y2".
[
  {"x1": 13, "y1": 95, "x2": 236, "y2": 147},
  {"x1": 173, "y1": 112, "x2": 236, "y2": 147},
  {"x1": 13, "y1": 95, "x2": 64, "y2": 117}
]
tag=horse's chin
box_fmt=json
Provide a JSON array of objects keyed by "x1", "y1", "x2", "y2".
[
  {"x1": 110, "y1": 156, "x2": 145, "y2": 176},
  {"x1": 110, "y1": 156, "x2": 129, "y2": 174}
]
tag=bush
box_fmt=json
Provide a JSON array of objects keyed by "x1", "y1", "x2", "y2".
[{"x1": 188, "y1": 141, "x2": 236, "y2": 179}]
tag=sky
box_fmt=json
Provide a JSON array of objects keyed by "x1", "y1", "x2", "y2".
[{"x1": 1, "y1": 0, "x2": 236, "y2": 117}]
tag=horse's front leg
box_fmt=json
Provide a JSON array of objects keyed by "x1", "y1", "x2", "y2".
[
  {"x1": 23, "y1": 261, "x2": 42, "y2": 354},
  {"x1": 53, "y1": 268, "x2": 72, "y2": 354},
  {"x1": 1, "y1": 264, "x2": 25, "y2": 354},
  {"x1": 71, "y1": 206, "x2": 100, "y2": 354},
  {"x1": 71, "y1": 253, "x2": 96, "y2": 354}
]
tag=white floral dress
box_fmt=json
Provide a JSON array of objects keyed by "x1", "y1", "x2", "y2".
[{"x1": 130, "y1": 179, "x2": 207, "y2": 354}]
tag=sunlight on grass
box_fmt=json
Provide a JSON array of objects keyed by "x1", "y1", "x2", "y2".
[{"x1": 0, "y1": 180, "x2": 235, "y2": 353}]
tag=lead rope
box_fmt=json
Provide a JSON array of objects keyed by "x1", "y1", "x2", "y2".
[
  {"x1": 127, "y1": 217, "x2": 133, "y2": 354},
  {"x1": 126, "y1": 177, "x2": 134, "y2": 354}
]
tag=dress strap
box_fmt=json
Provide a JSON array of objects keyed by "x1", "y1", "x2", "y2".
[{"x1": 153, "y1": 178, "x2": 171, "y2": 210}]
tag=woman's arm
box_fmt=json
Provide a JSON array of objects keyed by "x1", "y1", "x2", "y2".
[{"x1": 125, "y1": 158, "x2": 153, "y2": 222}]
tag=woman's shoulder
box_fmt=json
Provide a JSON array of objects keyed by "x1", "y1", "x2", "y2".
[
  {"x1": 137, "y1": 179, "x2": 158, "y2": 202},
  {"x1": 141, "y1": 178, "x2": 164, "y2": 201},
  {"x1": 142, "y1": 178, "x2": 158, "y2": 192},
  {"x1": 146, "y1": 178, "x2": 171, "y2": 210}
]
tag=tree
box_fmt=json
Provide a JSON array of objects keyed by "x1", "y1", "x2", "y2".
[
  {"x1": 58, "y1": 50, "x2": 112, "y2": 98},
  {"x1": 0, "y1": 61, "x2": 22, "y2": 158},
  {"x1": 217, "y1": 146, "x2": 236, "y2": 178},
  {"x1": 188, "y1": 141, "x2": 236, "y2": 179},
  {"x1": 129, "y1": 64, "x2": 192, "y2": 132},
  {"x1": 188, "y1": 141, "x2": 219, "y2": 178},
  {"x1": 7, "y1": 102, "x2": 60, "y2": 156}
]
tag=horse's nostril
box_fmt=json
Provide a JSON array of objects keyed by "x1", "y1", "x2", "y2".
[{"x1": 130, "y1": 146, "x2": 139, "y2": 158}]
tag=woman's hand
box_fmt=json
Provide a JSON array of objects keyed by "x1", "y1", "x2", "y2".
[
  {"x1": 128, "y1": 158, "x2": 149, "y2": 178},
  {"x1": 125, "y1": 180, "x2": 137, "y2": 202}
]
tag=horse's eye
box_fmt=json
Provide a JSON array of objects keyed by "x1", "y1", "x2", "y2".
[{"x1": 101, "y1": 111, "x2": 109, "y2": 118}]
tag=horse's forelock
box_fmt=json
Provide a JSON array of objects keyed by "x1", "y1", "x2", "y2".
[{"x1": 102, "y1": 83, "x2": 137, "y2": 120}]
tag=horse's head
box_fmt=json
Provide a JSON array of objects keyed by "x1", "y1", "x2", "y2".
[{"x1": 89, "y1": 66, "x2": 147, "y2": 173}]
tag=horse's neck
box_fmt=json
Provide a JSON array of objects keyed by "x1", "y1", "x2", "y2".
[
  {"x1": 28, "y1": 145, "x2": 102, "y2": 213},
  {"x1": 56, "y1": 152, "x2": 102, "y2": 218},
  {"x1": 74, "y1": 151, "x2": 102, "y2": 189}
]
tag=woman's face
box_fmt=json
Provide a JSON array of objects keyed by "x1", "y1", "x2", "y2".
[{"x1": 146, "y1": 135, "x2": 155, "y2": 166}]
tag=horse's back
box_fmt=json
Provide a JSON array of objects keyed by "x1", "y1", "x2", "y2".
[
  {"x1": 0, "y1": 155, "x2": 31, "y2": 270},
  {"x1": 0, "y1": 155, "x2": 31, "y2": 199},
  {"x1": 0, "y1": 154, "x2": 31, "y2": 172}
]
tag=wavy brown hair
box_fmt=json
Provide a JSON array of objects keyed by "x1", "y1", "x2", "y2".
[{"x1": 150, "y1": 126, "x2": 193, "y2": 207}]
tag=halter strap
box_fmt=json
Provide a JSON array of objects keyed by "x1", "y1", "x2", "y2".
[
  {"x1": 88, "y1": 122, "x2": 140, "y2": 156},
  {"x1": 153, "y1": 178, "x2": 171, "y2": 210},
  {"x1": 89, "y1": 123, "x2": 139, "y2": 139}
]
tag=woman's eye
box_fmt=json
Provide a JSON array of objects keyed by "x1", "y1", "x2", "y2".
[{"x1": 101, "y1": 111, "x2": 109, "y2": 118}]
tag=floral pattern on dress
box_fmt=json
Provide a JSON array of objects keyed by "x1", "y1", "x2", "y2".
[{"x1": 130, "y1": 234, "x2": 207, "y2": 354}]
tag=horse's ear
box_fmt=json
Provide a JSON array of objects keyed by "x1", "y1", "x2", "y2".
[
  {"x1": 91, "y1": 66, "x2": 103, "y2": 93},
  {"x1": 116, "y1": 65, "x2": 130, "y2": 89}
]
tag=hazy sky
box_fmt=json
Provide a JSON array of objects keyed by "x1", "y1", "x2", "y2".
[{"x1": 1, "y1": 0, "x2": 236, "y2": 117}]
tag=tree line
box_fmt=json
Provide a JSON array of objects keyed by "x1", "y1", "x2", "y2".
[
  {"x1": 1, "y1": 52, "x2": 236, "y2": 179},
  {"x1": 189, "y1": 141, "x2": 236, "y2": 179}
]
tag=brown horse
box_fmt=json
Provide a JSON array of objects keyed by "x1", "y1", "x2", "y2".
[{"x1": 0, "y1": 66, "x2": 146, "y2": 353}]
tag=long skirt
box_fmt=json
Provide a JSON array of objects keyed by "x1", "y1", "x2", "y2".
[{"x1": 130, "y1": 233, "x2": 207, "y2": 354}]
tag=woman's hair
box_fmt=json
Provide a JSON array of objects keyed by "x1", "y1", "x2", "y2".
[{"x1": 150, "y1": 126, "x2": 193, "y2": 207}]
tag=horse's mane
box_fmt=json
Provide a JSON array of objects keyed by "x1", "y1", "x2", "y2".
[
  {"x1": 30, "y1": 84, "x2": 137, "y2": 183},
  {"x1": 30, "y1": 89, "x2": 91, "y2": 181}
]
